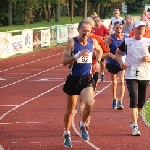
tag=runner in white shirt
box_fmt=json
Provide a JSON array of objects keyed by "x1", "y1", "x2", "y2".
[
  {"x1": 109, "y1": 9, "x2": 124, "y2": 33},
  {"x1": 115, "y1": 21, "x2": 150, "y2": 136}
]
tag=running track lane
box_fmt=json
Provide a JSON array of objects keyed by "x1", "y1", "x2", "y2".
[{"x1": 0, "y1": 46, "x2": 150, "y2": 150}]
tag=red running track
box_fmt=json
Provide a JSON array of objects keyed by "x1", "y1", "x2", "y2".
[{"x1": 0, "y1": 46, "x2": 150, "y2": 150}]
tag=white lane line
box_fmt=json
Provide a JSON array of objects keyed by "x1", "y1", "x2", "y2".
[
  {"x1": 29, "y1": 142, "x2": 41, "y2": 144},
  {"x1": 0, "y1": 78, "x2": 6, "y2": 80},
  {"x1": 0, "y1": 81, "x2": 111, "y2": 149},
  {"x1": 0, "y1": 82, "x2": 64, "y2": 121},
  {"x1": 0, "y1": 64, "x2": 62, "y2": 89},
  {"x1": 0, "y1": 122, "x2": 44, "y2": 125},
  {"x1": 0, "y1": 53, "x2": 62, "y2": 73},
  {"x1": 0, "y1": 145, "x2": 4, "y2": 150},
  {"x1": 72, "y1": 83, "x2": 112, "y2": 150},
  {"x1": 0, "y1": 105, "x2": 19, "y2": 106},
  {"x1": 0, "y1": 123, "x2": 12, "y2": 124}
]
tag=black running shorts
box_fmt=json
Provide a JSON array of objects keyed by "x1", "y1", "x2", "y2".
[
  {"x1": 63, "y1": 74, "x2": 95, "y2": 95},
  {"x1": 106, "y1": 63, "x2": 122, "y2": 74},
  {"x1": 93, "y1": 72, "x2": 98, "y2": 85}
]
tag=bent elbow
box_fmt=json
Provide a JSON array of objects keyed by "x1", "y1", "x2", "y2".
[{"x1": 62, "y1": 60, "x2": 67, "y2": 66}]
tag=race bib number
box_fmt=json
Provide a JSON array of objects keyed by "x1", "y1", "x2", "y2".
[
  {"x1": 77, "y1": 52, "x2": 92, "y2": 63},
  {"x1": 130, "y1": 66, "x2": 145, "y2": 78}
]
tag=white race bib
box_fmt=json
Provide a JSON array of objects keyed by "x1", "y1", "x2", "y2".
[
  {"x1": 77, "y1": 52, "x2": 92, "y2": 63},
  {"x1": 130, "y1": 66, "x2": 145, "y2": 78}
]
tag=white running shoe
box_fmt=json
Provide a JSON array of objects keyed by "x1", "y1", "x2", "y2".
[{"x1": 132, "y1": 125, "x2": 141, "y2": 136}]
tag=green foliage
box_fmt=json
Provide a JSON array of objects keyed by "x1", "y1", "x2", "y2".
[{"x1": 125, "y1": 0, "x2": 145, "y2": 13}]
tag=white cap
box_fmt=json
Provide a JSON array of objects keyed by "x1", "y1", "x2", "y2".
[{"x1": 133, "y1": 21, "x2": 145, "y2": 27}]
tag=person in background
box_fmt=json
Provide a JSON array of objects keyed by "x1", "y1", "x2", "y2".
[
  {"x1": 105, "y1": 21, "x2": 127, "y2": 110},
  {"x1": 62, "y1": 21, "x2": 103, "y2": 148},
  {"x1": 109, "y1": 9, "x2": 124, "y2": 34},
  {"x1": 141, "y1": 10, "x2": 150, "y2": 22},
  {"x1": 91, "y1": 12, "x2": 98, "y2": 18},
  {"x1": 93, "y1": 16, "x2": 110, "y2": 82},
  {"x1": 115, "y1": 21, "x2": 150, "y2": 136},
  {"x1": 122, "y1": 15, "x2": 133, "y2": 36}
]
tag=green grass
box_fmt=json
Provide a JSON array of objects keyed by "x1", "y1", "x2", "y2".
[
  {"x1": 0, "y1": 14, "x2": 141, "y2": 32},
  {"x1": 0, "y1": 16, "x2": 83, "y2": 32}
]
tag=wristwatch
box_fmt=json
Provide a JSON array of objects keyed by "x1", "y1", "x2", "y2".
[{"x1": 97, "y1": 60, "x2": 101, "y2": 64}]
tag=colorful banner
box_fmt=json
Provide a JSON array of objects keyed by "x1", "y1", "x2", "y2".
[
  {"x1": 41, "y1": 28, "x2": 50, "y2": 47},
  {"x1": 11, "y1": 35, "x2": 22, "y2": 55},
  {"x1": 33, "y1": 31, "x2": 41, "y2": 49},
  {"x1": 50, "y1": 26, "x2": 57, "y2": 45},
  {"x1": 56, "y1": 25, "x2": 68, "y2": 43},
  {"x1": 67, "y1": 24, "x2": 75, "y2": 39},
  {"x1": 0, "y1": 32, "x2": 12, "y2": 58},
  {"x1": 22, "y1": 29, "x2": 33, "y2": 53}
]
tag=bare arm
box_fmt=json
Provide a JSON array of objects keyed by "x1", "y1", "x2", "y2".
[
  {"x1": 93, "y1": 39, "x2": 103, "y2": 61},
  {"x1": 62, "y1": 39, "x2": 76, "y2": 66},
  {"x1": 115, "y1": 48, "x2": 127, "y2": 69}
]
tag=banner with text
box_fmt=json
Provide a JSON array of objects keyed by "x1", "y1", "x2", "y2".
[
  {"x1": 56, "y1": 25, "x2": 68, "y2": 43},
  {"x1": 22, "y1": 29, "x2": 33, "y2": 53},
  {"x1": 50, "y1": 26, "x2": 57, "y2": 45}
]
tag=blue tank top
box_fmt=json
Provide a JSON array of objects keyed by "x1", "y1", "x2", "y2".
[
  {"x1": 106, "y1": 34, "x2": 127, "y2": 66},
  {"x1": 69, "y1": 37, "x2": 93, "y2": 76}
]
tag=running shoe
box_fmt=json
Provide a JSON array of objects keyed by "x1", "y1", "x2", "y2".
[
  {"x1": 63, "y1": 134, "x2": 72, "y2": 147},
  {"x1": 111, "y1": 99, "x2": 117, "y2": 109},
  {"x1": 117, "y1": 101, "x2": 124, "y2": 110},
  {"x1": 132, "y1": 125, "x2": 141, "y2": 136},
  {"x1": 101, "y1": 74, "x2": 105, "y2": 82},
  {"x1": 79, "y1": 126, "x2": 89, "y2": 140}
]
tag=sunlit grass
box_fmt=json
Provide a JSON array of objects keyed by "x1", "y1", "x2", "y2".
[{"x1": 0, "y1": 16, "x2": 83, "y2": 32}]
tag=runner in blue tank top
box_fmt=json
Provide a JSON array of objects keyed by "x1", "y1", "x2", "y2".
[
  {"x1": 69, "y1": 37, "x2": 93, "y2": 76},
  {"x1": 62, "y1": 21, "x2": 103, "y2": 148},
  {"x1": 105, "y1": 21, "x2": 127, "y2": 110}
]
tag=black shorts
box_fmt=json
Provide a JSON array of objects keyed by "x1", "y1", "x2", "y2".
[
  {"x1": 106, "y1": 63, "x2": 122, "y2": 74},
  {"x1": 63, "y1": 74, "x2": 95, "y2": 95},
  {"x1": 93, "y1": 72, "x2": 98, "y2": 85}
]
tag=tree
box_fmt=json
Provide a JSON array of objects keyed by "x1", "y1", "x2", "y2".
[
  {"x1": 83, "y1": 0, "x2": 88, "y2": 19},
  {"x1": 8, "y1": 0, "x2": 13, "y2": 25},
  {"x1": 55, "y1": 0, "x2": 60, "y2": 22}
]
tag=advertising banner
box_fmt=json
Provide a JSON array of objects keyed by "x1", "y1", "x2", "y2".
[
  {"x1": 11, "y1": 35, "x2": 22, "y2": 55},
  {"x1": 56, "y1": 25, "x2": 68, "y2": 43},
  {"x1": 22, "y1": 29, "x2": 33, "y2": 53},
  {"x1": 73, "y1": 23, "x2": 79, "y2": 37},
  {"x1": 33, "y1": 31, "x2": 41, "y2": 49},
  {"x1": 0, "y1": 32, "x2": 12, "y2": 58},
  {"x1": 50, "y1": 26, "x2": 57, "y2": 45},
  {"x1": 67, "y1": 24, "x2": 75, "y2": 39},
  {"x1": 41, "y1": 28, "x2": 50, "y2": 47}
]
